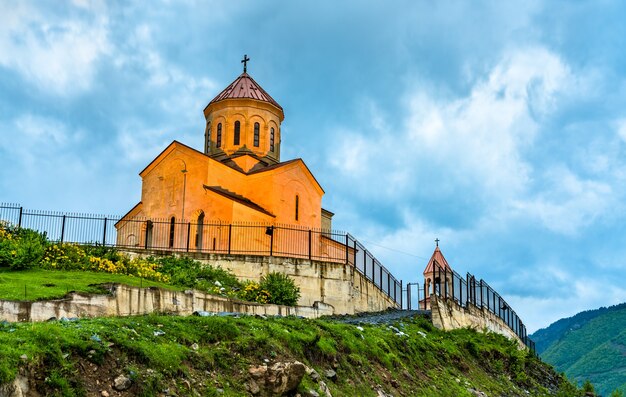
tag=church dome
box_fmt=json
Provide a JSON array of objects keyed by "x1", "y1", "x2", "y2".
[
  {"x1": 203, "y1": 58, "x2": 284, "y2": 165},
  {"x1": 208, "y1": 72, "x2": 283, "y2": 112}
]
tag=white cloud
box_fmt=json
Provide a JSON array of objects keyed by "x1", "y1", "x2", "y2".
[
  {"x1": 0, "y1": 114, "x2": 84, "y2": 165},
  {"x1": 0, "y1": 2, "x2": 111, "y2": 95},
  {"x1": 511, "y1": 166, "x2": 613, "y2": 236},
  {"x1": 328, "y1": 46, "x2": 616, "y2": 237},
  {"x1": 616, "y1": 118, "x2": 626, "y2": 143}
]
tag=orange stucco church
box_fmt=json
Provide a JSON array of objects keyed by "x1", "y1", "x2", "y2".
[{"x1": 116, "y1": 58, "x2": 334, "y2": 252}]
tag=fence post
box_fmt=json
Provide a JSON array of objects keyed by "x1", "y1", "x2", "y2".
[
  {"x1": 186, "y1": 222, "x2": 191, "y2": 252},
  {"x1": 465, "y1": 274, "x2": 470, "y2": 307},
  {"x1": 400, "y1": 280, "x2": 403, "y2": 308},
  {"x1": 102, "y1": 217, "x2": 107, "y2": 246},
  {"x1": 228, "y1": 224, "x2": 232, "y2": 255},
  {"x1": 363, "y1": 249, "x2": 367, "y2": 279},
  {"x1": 308, "y1": 229, "x2": 312, "y2": 260},
  {"x1": 480, "y1": 280, "x2": 484, "y2": 309},
  {"x1": 407, "y1": 283, "x2": 412, "y2": 310},
  {"x1": 345, "y1": 234, "x2": 349, "y2": 264},
  {"x1": 444, "y1": 266, "x2": 448, "y2": 298},
  {"x1": 18, "y1": 207, "x2": 23, "y2": 228},
  {"x1": 60, "y1": 215, "x2": 66, "y2": 243}
]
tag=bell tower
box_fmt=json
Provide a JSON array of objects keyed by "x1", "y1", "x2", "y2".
[{"x1": 203, "y1": 55, "x2": 284, "y2": 166}]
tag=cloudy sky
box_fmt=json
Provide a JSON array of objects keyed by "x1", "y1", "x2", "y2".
[{"x1": 2, "y1": 0, "x2": 626, "y2": 331}]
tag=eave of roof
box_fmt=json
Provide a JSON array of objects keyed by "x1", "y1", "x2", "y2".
[{"x1": 203, "y1": 185, "x2": 275, "y2": 217}]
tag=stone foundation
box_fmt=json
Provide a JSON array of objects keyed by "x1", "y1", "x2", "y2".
[
  {"x1": 0, "y1": 284, "x2": 334, "y2": 323},
  {"x1": 124, "y1": 250, "x2": 399, "y2": 314},
  {"x1": 430, "y1": 294, "x2": 526, "y2": 348}
]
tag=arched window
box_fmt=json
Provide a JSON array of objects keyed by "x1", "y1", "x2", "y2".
[
  {"x1": 253, "y1": 122, "x2": 260, "y2": 147},
  {"x1": 234, "y1": 121, "x2": 240, "y2": 145},
  {"x1": 169, "y1": 217, "x2": 176, "y2": 248},
  {"x1": 270, "y1": 127, "x2": 275, "y2": 152},
  {"x1": 195, "y1": 212, "x2": 204, "y2": 251},
  {"x1": 145, "y1": 220, "x2": 153, "y2": 249},
  {"x1": 216, "y1": 123, "x2": 222, "y2": 148},
  {"x1": 205, "y1": 122, "x2": 211, "y2": 153},
  {"x1": 295, "y1": 195, "x2": 299, "y2": 221}
]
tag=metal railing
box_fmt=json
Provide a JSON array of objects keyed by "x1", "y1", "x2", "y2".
[
  {"x1": 0, "y1": 203, "x2": 402, "y2": 307},
  {"x1": 429, "y1": 260, "x2": 536, "y2": 353}
]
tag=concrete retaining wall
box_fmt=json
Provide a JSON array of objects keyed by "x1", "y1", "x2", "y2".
[
  {"x1": 125, "y1": 250, "x2": 399, "y2": 314},
  {"x1": 0, "y1": 284, "x2": 335, "y2": 323},
  {"x1": 430, "y1": 295, "x2": 525, "y2": 348}
]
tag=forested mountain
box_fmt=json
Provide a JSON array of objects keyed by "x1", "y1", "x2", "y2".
[{"x1": 531, "y1": 303, "x2": 626, "y2": 396}]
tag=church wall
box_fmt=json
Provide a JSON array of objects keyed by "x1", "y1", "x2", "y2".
[
  {"x1": 243, "y1": 164, "x2": 323, "y2": 229},
  {"x1": 140, "y1": 147, "x2": 212, "y2": 221}
]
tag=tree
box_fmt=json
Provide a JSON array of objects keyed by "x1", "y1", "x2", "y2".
[{"x1": 582, "y1": 380, "x2": 595, "y2": 394}]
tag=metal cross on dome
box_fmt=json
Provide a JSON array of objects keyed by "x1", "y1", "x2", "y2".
[
  {"x1": 435, "y1": 238, "x2": 440, "y2": 247},
  {"x1": 241, "y1": 54, "x2": 250, "y2": 73}
]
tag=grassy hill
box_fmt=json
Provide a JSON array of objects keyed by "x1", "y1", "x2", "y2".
[
  {"x1": 532, "y1": 303, "x2": 626, "y2": 355},
  {"x1": 531, "y1": 303, "x2": 626, "y2": 396},
  {"x1": 0, "y1": 312, "x2": 581, "y2": 396}
]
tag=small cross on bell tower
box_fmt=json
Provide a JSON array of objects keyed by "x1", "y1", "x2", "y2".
[{"x1": 241, "y1": 54, "x2": 250, "y2": 73}]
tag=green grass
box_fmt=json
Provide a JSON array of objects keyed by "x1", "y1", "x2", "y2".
[
  {"x1": 0, "y1": 314, "x2": 581, "y2": 396},
  {"x1": 0, "y1": 269, "x2": 182, "y2": 301}
]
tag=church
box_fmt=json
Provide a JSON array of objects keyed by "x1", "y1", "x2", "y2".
[{"x1": 115, "y1": 57, "x2": 335, "y2": 253}]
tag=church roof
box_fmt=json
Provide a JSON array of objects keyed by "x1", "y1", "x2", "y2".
[
  {"x1": 208, "y1": 72, "x2": 282, "y2": 110},
  {"x1": 423, "y1": 246, "x2": 453, "y2": 275},
  {"x1": 203, "y1": 185, "x2": 275, "y2": 217}
]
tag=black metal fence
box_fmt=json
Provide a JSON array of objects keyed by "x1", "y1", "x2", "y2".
[
  {"x1": 429, "y1": 260, "x2": 536, "y2": 353},
  {"x1": 0, "y1": 203, "x2": 402, "y2": 307}
]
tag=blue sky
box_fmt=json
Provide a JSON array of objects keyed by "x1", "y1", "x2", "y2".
[{"x1": 2, "y1": 0, "x2": 626, "y2": 332}]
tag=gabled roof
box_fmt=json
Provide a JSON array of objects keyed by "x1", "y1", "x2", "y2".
[
  {"x1": 423, "y1": 246, "x2": 453, "y2": 275},
  {"x1": 247, "y1": 158, "x2": 325, "y2": 195},
  {"x1": 203, "y1": 185, "x2": 275, "y2": 217},
  {"x1": 208, "y1": 72, "x2": 282, "y2": 111},
  {"x1": 138, "y1": 140, "x2": 208, "y2": 177}
]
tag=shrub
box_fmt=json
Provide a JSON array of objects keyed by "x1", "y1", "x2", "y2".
[
  {"x1": 259, "y1": 272, "x2": 301, "y2": 306},
  {"x1": 0, "y1": 226, "x2": 48, "y2": 269},
  {"x1": 152, "y1": 256, "x2": 240, "y2": 292},
  {"x1": 238, "y1": 280, "x2": 270, "y2": 304},
  {"x1": 41, "y1": 243, "x2": 89, "y2": 270}
]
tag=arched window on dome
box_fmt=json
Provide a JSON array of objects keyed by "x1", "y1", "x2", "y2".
[
  {"x1": 205, "y1": 122, "x2": 211, "y2": 153},
  {"x1": 234, "y1": 121, "x2": 241, "y2": 145},
  {"x1": 216, "y1": 123, "x2": 222, "y2": 148},
  {"x1": 253, "y1": 122, "x2": 260, "y2": 147},
  {"x1": 270, "y1": 127, "x2": 275, "y2": 152}
]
